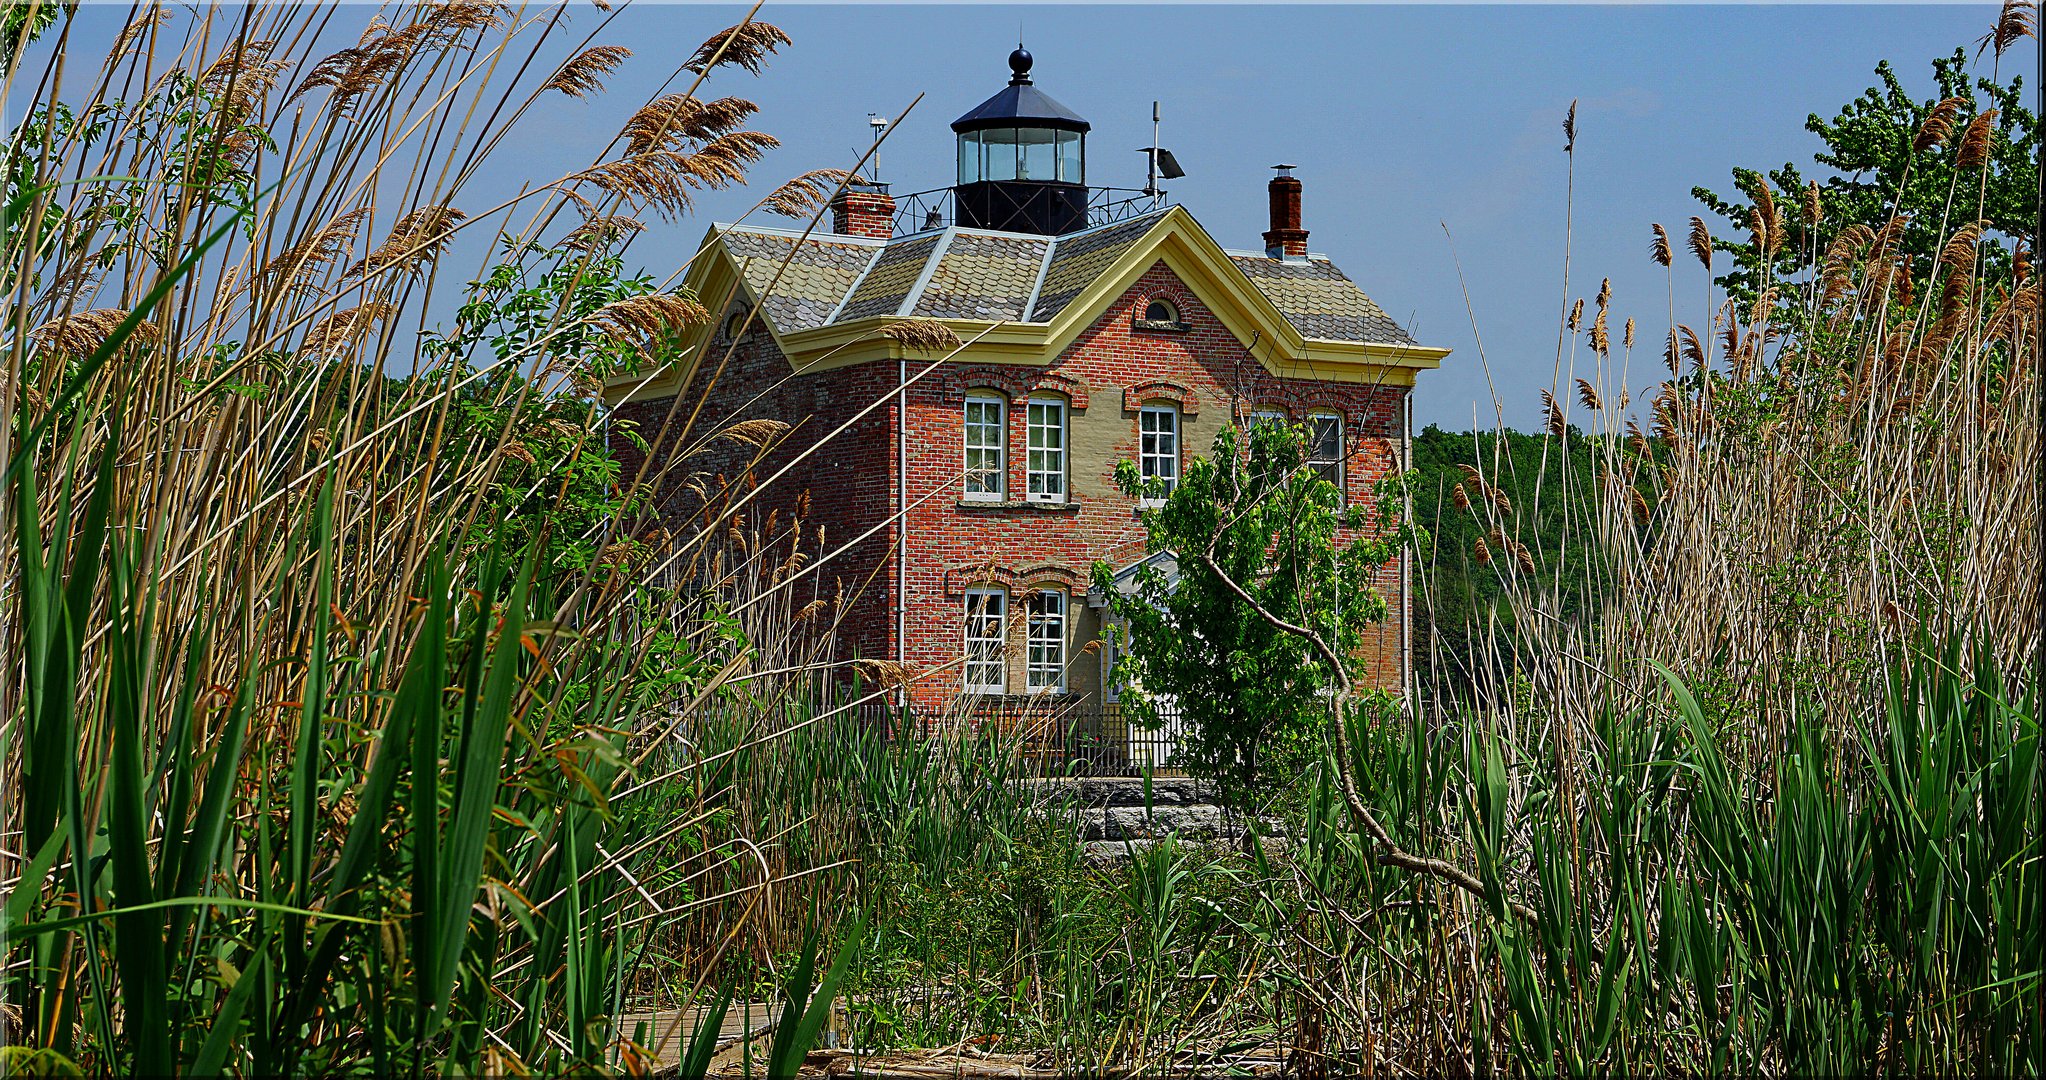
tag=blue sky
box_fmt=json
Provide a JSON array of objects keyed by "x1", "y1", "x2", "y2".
[{"x1": 31, "y1": 4, "x2": 2021, "y2": 430}]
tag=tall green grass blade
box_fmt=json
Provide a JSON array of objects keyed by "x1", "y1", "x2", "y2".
[
  {"x1": 190, "y1": 948, "x2": 269, "y2": 1077},
  {"x1": 164, "y1": 659, "x2": 258, "y2": 953},
  {"x1": 14, "y1": 898, "x2": 379, "y2": 938},
  {"x1": 676, "y1": 981, "x2": 735, "y2": 1080},
  {"x1": 150, "y1": 624, "x2": 209, "y2": 902},
  {"x1": 103, "y1": 527, "x2": 173, "y2": 1074},
  {"x1": 2, "y1": 830, "x2": 65, "y2": 931},
  {"x1": 425, "y1": 545, "x2": 535, "y2": 1034},
  {"x1": 766, "y1": 910, "x2": 866, "y2": 1080},
  {"x1": 285, "y1": 475, "x2": 339, "y2": 997},
  {"x1": 276, "y1": 552, "x2": 448, "y2": 1048}
]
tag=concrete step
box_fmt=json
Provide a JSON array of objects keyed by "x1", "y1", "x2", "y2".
[
  {"x1": 1062, "y1": 803, "x2": 1286, "y2": 843},
  {"x1": 1012, "y1": 775, "x2": 1211, "y2": 808},
  {"x1": 1071, "y1": 802, "x2": 1231, "y2": 841}
]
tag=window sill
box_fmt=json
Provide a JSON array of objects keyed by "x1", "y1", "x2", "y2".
[
  {"x1": 956, "y1": 498, "x2": 1081, "y2": 512},
  {"x1": 1133, "y1": 319, "x2": 1191, "y2": 333}
]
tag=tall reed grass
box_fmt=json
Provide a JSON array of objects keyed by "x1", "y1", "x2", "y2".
[
  {"x1": 2, "y1": 2, "x2": 2037, "y2": 1076},
  {"x1": 695, "y1": 633, "x2": 2036, "y2": 1074},
  {"x1": 0, "y1": 3, "x2": 874, "y2": 1072},
  {"x1": 679, "y1": 24, "x2": 2044, "y2": 1075}
]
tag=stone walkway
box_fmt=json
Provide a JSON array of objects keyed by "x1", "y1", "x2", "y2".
[{"x1": 1013, "y1": 776, "x2": 1280, "y2": 860}]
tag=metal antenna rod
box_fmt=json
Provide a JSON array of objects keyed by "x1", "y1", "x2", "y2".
[
  {"x1": 867, "y1": 113, "x2": 888, "y2": 182},
  {"x1": 1148, "y1": 101, "x2": 1160, "y2": 196}
]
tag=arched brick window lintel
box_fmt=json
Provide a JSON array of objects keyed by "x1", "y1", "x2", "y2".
[
  {"x1": 943, "y1": 367, "x2": 1089, "y2": 409},
  {"x1": 1133, "y1": 285, "x2": 1195, "y2": 330},
  {"x1": 1123, "y1": 380, "x2": 1199, "y2": 415},
  {"x1": 943, "y1": 563, "x2": 1086, "y2": 597},
  {"x1": 1026, "y1": 372, "x2": 1090, "y2": 410},
  {"x1": 945, "y1": 366, "x2": 1034, "y2": 400},
  {"x1": 1292, "y1": 396, "x2": 1360, "y2": 426}
]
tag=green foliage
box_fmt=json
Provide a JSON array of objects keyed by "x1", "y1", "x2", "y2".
[
  {"x1": 766, "y1": 911, "x2": 866, "y2": 1079},
  {"x1": 1406, "y1": 424, "x2": 1648, "y2": 700},
  {"x1": 1095, "y1": 420, "x2": 1400, "y2": 803},
  {"x1": 5, "y1": 436, "x2": 658, "y2": 1073},
  {"x1": 1694, "y1": 47, "x2": 2037, "y2": 301},
  {"x1": 1, "y1": 2, "x2": 69, "y2": 76},
  {"x1": 416, "y1": 238, "x2": 676, "y2": 583}
]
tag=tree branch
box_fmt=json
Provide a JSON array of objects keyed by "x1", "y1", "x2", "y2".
[{"x1": 1192, "y1": 547, "x2": 1539, "y2": 928}]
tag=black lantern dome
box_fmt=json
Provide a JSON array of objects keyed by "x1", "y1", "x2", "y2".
[{"x1": 950, "y1": 49, "x2": 1090, "y2": 235}]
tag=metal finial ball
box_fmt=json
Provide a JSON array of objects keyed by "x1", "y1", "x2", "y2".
[{"x1": 1009, "y1": 48, "x2": 1032, "y2": 78}]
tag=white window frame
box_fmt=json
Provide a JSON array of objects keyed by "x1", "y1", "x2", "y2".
[
  {"x1": 1026, "y1": 589, "x2": 1066, "y2": 693},
  {"x1": 1025, "y1": 396, "x2": 1067, "y2": 504},
  {"x1": 963, "y1": 588, "x2": 1007, "y2": 694},
  {"x1": 1101, "y1": 618, "x2": 1122, "y2": 703},
  {"x1": 1307, "y1": 411, "x2": 1344, "y2": 493},
  {"x1": 963, "y1": 393, "x2": 1006, "y2": 501},
  {"x1": 1138, "y1": 404, "x2": 1179, "y2": 506}
]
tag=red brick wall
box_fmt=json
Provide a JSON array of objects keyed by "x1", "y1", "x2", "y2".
[
  {"x1": 898, "y1": 259, "x2": 1409, "y2": 712},
  {"x1": 615, "y1": 260, "x2": 1411, "y2": 716},
  {"x1": 609, "y1": 320, "x2": 902, "y2": 673},
  {"x1": 830, "y1": 191, "x2": 897, "y2": 239}
]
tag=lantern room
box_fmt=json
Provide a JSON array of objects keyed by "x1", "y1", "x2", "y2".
[{"x1": 950, "y1": 48, "x2": 1090, "y2": 235}]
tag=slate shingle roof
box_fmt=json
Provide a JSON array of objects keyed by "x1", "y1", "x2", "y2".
[
  {"x1": 710, "y1": 210, "x2": 1420, "y2": 347},
  {"x1": 1027, "y1": 213, "x2": 1163, "y2": 322},
  {"x1": 721, "y1": 229, "x2": 878, "y2": 332},
  {"x1": 837, "y1": 234, "x2": 941, "y2": 321},
  {"x1": 1229, "y1": 254, "x2": 1418, "y2": 347},
  {"x1": 912, "y1": 232, "x2": 1050, "y2": 320}
]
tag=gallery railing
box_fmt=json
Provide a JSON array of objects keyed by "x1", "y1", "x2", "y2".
[
  {"x1": 889, "y1": 186, "x2": 1170, "y2": 238},
  {"x1": 961, "y1": 700, "x2": 1185, "y2": 777}
]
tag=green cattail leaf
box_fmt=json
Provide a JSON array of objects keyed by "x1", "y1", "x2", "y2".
[{"x1": 190, "y1": 946, "x2": 269, "y2": 1076}]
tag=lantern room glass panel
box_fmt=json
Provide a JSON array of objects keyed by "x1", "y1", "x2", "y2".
[
  {"x1": 957, "y1": 131, "x2": 982, "y2": 184},
  {"x1": 976, "y1": 128, "x2": 1020, "y2": 181},
  {"x1": 1018, "y1": 128, "x2": 1058, "y2": 181},
  {"x1": 1055, "y1": 131, "x2": 1083, "y2": 183}
]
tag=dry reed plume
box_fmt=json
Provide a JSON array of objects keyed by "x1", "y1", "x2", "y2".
[{"x1": 0, "y1": 3, "x2": 883, "y2": 1072}]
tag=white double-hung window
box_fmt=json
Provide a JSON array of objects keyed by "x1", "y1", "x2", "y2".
[
  {"x1": 963, "y1": 393, "x2": 1006, "y2": 500},
  {"x1": 1307, "y1": 412, "x2": 1344, "y2": 492},
  {"x1": 1026, "y1": 396, "x2": 1067, "y2": 503},
  {"x1": 1138, "y1": 405, "x2": 1179, "y2": 504},
  {"x1": 1026, "y1": 589, "x2": 1066, "y2": 692},
  {"x1": 963, "y1": 588, "x2": 1007, "y2": 694}
]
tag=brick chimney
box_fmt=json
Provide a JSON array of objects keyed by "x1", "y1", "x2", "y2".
[
  {"x1": 1262, "y1": 165, "x2": 1308, "y2": 258},
  {"x1": 830, "y1": 179, "x2": 896, "y2": 239}
]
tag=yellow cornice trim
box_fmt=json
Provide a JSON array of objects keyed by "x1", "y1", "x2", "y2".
[
  {"x1": 610, "y1": 212, "x2": 1452, "y2": 398},
  {"x1": 601, "y1": 227, "x2": 740, "y2": 405}
]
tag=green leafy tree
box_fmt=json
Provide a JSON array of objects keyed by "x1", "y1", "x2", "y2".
[
  {"x1": 2, "y1": 2, "x2": 67, "y2": 75},
  {"x1": 1405, "y1": 424, "x2": 1647, "y2": 702},
  {"x1": 417, "y1": 237, "x2": 692, "y2": 585},
  {"x1": 1694, "y1": 46, "x2": 2037, "y2": 301},
  {"x1": 1094, "y1": 420, "x2": 1403, "y2": 805}
]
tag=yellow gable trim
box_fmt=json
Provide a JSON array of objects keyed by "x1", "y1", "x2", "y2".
[
  {"x1": 601, "y1": 227, "x2": 771, "y2": 404},
  {"x1": 605, "y1": 211, "x2": 1450, "y2": 403}
]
